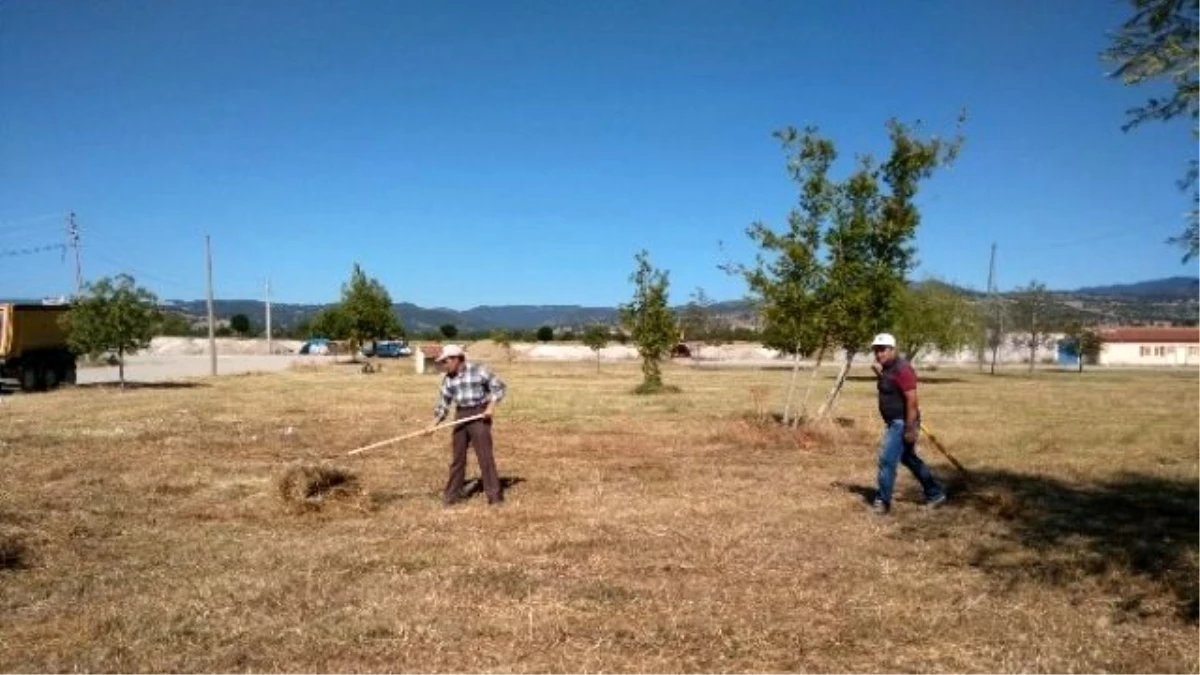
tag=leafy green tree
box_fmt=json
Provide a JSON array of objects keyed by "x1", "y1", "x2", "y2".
[
  {"x1": 536, "y1": 325, "x2": 554, "y2": 342},
  {"x1": 582, "y1": 324, "x2": 609, "y2": 372},
  {"x1": 728, "y1": 129, "x2": 835, "y2": 424},
  {"x1": 819, "y1": 119, "x2": 964, "y2": 418},
  {"x1": 1062, "y1": 322, "x2": 1107, "y2": 373},
  {"x1": 1103, "y1": 0, "x2": 1199, "y2": 261},
  {"x1": 440, "y1": 323, "x2": 458, "y2": 339},
  {"x1": 1010, "y1": 280, "x2": 1055, "y2": 373},
  {"x1": 309, "y1": 306, "x2": 348, "y2": 338},
  {"x1": 336, "y1": 263, "x2": 401, "y2": 360},
  {"x1": 618, "y1": 250, "x2": 678, "y2": 393},
  {"x1": 60, "y1": 274, "x2": 160, "y2": 389},
  {"x1": 892, "y1": 279, "x2": 982, "y2": 363},
  {"x1": 230, "y1": 313, "x2": 251, "y2": 336}
]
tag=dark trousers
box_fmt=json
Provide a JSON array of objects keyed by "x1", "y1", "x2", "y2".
[{"x1": 444, "y1": 405, "x2": 502, "y2": 504}]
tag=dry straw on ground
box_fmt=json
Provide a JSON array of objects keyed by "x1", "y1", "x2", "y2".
[
  {"x1": 277, "y1": 464, "x2": 366, "y2": 512},
  {"x1": 0, "y1": 361, "x2": 1196, "y2": 672},
  {"x1": 0, "y1": 533, "x2": 27, "y2": 570}
]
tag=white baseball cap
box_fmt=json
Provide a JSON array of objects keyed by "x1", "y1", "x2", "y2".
[
  {"x1": 435, "y1": 344, "x2": 465, "y2": 362},
  {"x1": 871, "y1": 333, "x2": 897, "y2": 348}
]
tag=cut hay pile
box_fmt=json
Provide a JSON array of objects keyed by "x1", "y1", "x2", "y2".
[
  {"x1": 0, "y1": 533, "x2": 27, "y2": 570},
  {"x1": 277, "y1": 464, "x2": 366, "y2": 512}
]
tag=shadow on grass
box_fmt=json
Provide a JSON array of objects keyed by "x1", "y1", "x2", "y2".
[
  {"x1": 75, "y1": 381, "x2": 209, "y2": 390},
  {"x1": 459, "y1": 475, "x2": 526, "y2": 501},
  {"x1": 842, "y1": 469, "x2": 1199, "y2": 622},
  {"x1": 763, "y1": 412, "x2": 858, "y2": 428}
]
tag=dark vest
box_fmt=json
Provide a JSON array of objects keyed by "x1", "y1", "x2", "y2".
[{"x1": 877, "y1": 358, "x2": 912, "y2": 423}]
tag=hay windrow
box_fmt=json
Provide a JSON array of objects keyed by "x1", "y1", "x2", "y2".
[
  {"x1": 0, "y1": 533, "x2": 28, "y2": 570},
  {"x1": 277, "y1": 464, "x2": 365, "y2": 512}
]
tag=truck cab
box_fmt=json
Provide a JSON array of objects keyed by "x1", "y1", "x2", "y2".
[{"x1": 0, "y1": 303, "x2": 77, "y2": 392}]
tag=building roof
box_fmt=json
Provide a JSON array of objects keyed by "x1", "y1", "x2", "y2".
[
  {"x1": 419, "y1": 344, "x2": 442, "y2": 359},
  {"x1": 1098, "y1": 327, "x2": 1200, "y2": 344}
]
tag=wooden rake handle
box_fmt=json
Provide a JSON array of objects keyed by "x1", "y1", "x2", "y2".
[
  {"x1": 346, "y1": 413, "x2": 488, "y2": 456},
  {"x1": 919, "y1": 422, "x2": 970, "y2": 478}
]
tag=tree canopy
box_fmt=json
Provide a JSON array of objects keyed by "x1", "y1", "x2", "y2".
[
  {"x1": 230, "y1": 313, "x2": 251, "y2": 336},
  {"x1": 731, "y1": 115, "x2": 965, "y2": 421},
  {"x1": 1009, "y1": 280, "x2": 1055, "y2": 372},
  {"x1": 337, "y1": 263, "x2": 401, "y2": 358},
  {"x1": 1103, "y1": 0, "x2": 1199, "y2": 261},
  {"x1": 892, "y1": 279, "x2": 982, "y2": 363},
  {"x1": 581, "y1": 324, "x2": 609, "y2": 372},
  {"x1": 61, "y1": 273, "x2": 160, "y2": 388},
  {"x1": 618, "y1": 250, "x2": 678, "y2": 392}
]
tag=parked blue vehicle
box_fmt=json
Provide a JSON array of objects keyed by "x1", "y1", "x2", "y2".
[{"x1": 362, "y1": 340, "x2": 413, "y2": 358}]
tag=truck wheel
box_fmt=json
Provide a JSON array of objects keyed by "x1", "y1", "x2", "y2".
[
  {"x1": 64, "y1": 366, "x2": 77, "y2": 385},
  {"x1": 43, "y1": 367, "x2": 59, "y2": 390},
  {"x1": 19, "y1": 366, "x2": 41, "y2": 393}
]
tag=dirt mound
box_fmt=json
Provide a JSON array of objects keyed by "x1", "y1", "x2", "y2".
[{"x1": 462, "y1": 339, "x2": 514, "y2": 362}]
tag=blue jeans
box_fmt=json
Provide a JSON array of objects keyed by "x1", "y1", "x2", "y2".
[{"x1": 876, "y1": 419, "x2": 945, "y2": 505}]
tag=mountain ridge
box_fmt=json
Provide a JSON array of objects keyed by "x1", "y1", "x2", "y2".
[{"x1": 8, "y1": 276, "x2": 1195, "y2": 332}]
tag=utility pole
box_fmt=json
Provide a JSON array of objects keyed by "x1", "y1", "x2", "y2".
[
  {"x1": 985, "y1": 242, "x2": 999, "y2": 375},
  {"x1": 265, "y1": 277, "x2": 272, "y2": 356},
  {"x1": 205, "y1": 235, "x2": 217, "y2": 376},
  {"x1": 67, "y1": 212, "x2": 82, "y2": 296}
]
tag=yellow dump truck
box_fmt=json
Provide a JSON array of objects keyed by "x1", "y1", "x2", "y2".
[{"x1": 0, "y1": 303, "x2": 76, "y2": 391}]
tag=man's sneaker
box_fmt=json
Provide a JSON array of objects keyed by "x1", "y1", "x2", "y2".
[
  {"x1": 926, "y1": 493, "x2": 948, "y2": 509},
  {"x1": 872, "y1": 499, "x2": 890, "y2": 515}
]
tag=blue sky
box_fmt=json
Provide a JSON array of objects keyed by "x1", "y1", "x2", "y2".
[{"x1": 1, "y1": 0, "x2": 1195, "y2": 307}]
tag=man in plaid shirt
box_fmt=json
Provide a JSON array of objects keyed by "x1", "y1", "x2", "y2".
[{"x1": 427, "y1": 344, "x2": 508, "y2": 506}]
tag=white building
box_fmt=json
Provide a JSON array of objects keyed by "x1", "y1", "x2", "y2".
[{"x1": 1097, "y1": 327, "x2": 1200, "y2": 367}]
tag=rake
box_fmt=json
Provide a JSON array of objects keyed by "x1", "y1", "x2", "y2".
[
  {"x1": 346, "y1": 414, "x2": 487, "y2": 456},
  {"x1": 919, "y1": 422, "x2": 970, "y2": 481}
]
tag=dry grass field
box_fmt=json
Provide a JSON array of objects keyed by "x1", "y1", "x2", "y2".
[{"x1": 1, "y1": 360, "x2": 1196, "y2": 673}]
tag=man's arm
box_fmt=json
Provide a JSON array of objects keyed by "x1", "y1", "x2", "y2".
[
  {"x1": 432, "y1": 377, "x2": 453, "y2": 425},
  {"x1": 482, "y1": 366, "x2": 507, "y2": 417},
  {"x1": 896, "y1": 364, "x2": 920, "y2": 442}
]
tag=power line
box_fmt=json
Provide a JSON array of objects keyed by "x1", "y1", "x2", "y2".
[
  {"x1": 86, "y1": 248, "x2": 207, "y2": 296},
  {"x1": 0, "y1": 242, "x2": 67, "y2": 258}
]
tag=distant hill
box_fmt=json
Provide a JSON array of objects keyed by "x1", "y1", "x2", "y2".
[
  {"x1": 1072, "y1": 276, "x2": 1199, "y2": 300},
  {"x1": 15, "y1": 276, "x2": 1192, "y2": 334},
  {"x1": 155, "y1": 297, "x2": 757, "y2": 333}
]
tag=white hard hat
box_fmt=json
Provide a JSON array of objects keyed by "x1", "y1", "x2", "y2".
[
  {"x1": 871, "y1": 333, "x2": 897, "y2": 348},
  {"x1": 435, "y1": 344, "x2": 465, "y2": 362}
]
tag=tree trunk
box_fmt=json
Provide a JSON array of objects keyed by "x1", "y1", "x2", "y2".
[
  {"x1": 1028, "y1": 338, "x2": 1036, "y2": 374},
  {"x1": 596, "y1": 352, "x2": 601, "y2": 373},
  {"x1": 798, "y1": 346, "x2": 827, "y2": 422},
  {"x1": 817, "y1": 350, "x2": 854, "y2": 421},
  {"x1": 781, "y1": 347, "x2": 802, "y2": 426},
  {"x1": 642, "y1": 356, "x2": 662, "y2": 388},
  {"x1": 118, "y1": 347, "x2": 125, "y2": 390}
]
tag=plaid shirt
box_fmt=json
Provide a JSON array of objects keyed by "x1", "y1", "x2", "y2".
[{"x1": 434, "y1": 361, "x2": 507, "y2": 421}]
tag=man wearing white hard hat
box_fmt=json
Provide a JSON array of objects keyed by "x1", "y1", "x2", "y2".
[
  {"x1": 428, "y1": 344, "x2": 508, "y2": 506},
  {"x1": 869, "y1": 333, "x2": 946, "y2": 514}
]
